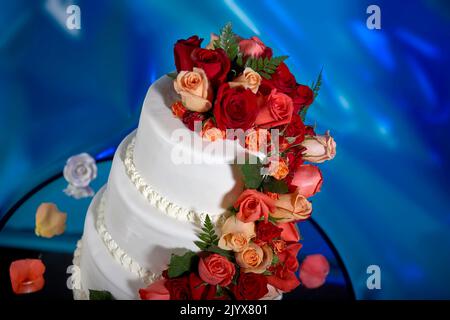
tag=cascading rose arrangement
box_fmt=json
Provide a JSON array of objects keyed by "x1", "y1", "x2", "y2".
[{"x1": 139, "y1": 24, "x2": 336, "y2": 300}]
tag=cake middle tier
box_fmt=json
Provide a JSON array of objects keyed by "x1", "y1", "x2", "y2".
[{"x1": 133, "y1": 75, "x2": 245, "y2": 215}]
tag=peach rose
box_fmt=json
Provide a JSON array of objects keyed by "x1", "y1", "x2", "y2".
[
  {"x1": 245, "y1": 128, "x2": 270, "y2": 153},
  {"x1": 35, "y1": 203, "x2": 67, "y2": 238},
  {"x1": 218, "y1": 216, "x2": 255, "y2": 252},
  {"x1": 239, "y1": 36, "x2": 266, "y2": 58},
  {"x1": 267, "y1": 157, "x2": 289, "y2": 180},
  {"x1": 139, "y1": 279, "x2": 170, "y2": 300},
  {"x1": 300, "y1": 131, "x2": 336, "y2": 163},
  {"x1": 205, "y1": 33, "x2": 219, "y2": 50},
  {"x1": 200, "y1": 119, "x2": 225, "y2": 142},
  {"x1": 236, "y1": 243, "x2": 273, "y2": 273},
  {"x1": 229, "y1": 67, "x2": 262, "y2": 93},
  {"x1": 198, "y1": 253, "x2": 236, "y2": 286},
  {"x1": 174, "y1": 67, "x2": 213, "y2": 112},
  {"x1": 271, "y1": 191, "x2": 312, "y2": 223},
  {"x1": 234, "y1": 189, "x2": 276, "y2": 223},
  {"x1": 291, "y1": 164, "x2": 323, "y2": 198}
]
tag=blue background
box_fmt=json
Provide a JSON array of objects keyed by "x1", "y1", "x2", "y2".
[{"x1": 1, "y1": 0, "x2": 450, "y2": 299}]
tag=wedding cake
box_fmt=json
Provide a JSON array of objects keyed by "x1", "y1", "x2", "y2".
[{"x1": 72, "y1": 24, "x2": 336, "y2": 300}]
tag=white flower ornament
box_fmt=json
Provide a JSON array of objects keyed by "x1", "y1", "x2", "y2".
[{"x1": 63, "y1": 153, "x2": 97, "y2": 199}]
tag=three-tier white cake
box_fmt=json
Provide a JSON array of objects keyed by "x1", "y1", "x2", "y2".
[{"x1": 72, "y1": 75, "x2": 246, "y2": 299}]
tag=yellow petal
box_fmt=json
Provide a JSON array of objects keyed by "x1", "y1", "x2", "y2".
[{"x1": 35, "y1": 203, "x2": 67, "y2": 238}]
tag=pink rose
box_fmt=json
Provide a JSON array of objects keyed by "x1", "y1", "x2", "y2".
[
  {"x1": 300, "y1": 254, "x2": 330, "y2": 289},
  {"x1": 300, "y1": 131, "x2": 336, "y2": 163},
  {"x1": 291, "y1": 164, "x2": 323, "y2": 198},
  {"x1": 198, "y1": 254, "x2": 235, "y2": 286},
  {"x1": 239, "y1": 36, "x2": 269, "y2": 58},
  {"x1": 234, "y1": 189, "x2": 276, "y2": 223},
  {"x1": 255, "y1": 89, "x2": 293, "y2": 128},
  {"x1": 139, "y1": 279, "x2": 170, "y2": 300}
]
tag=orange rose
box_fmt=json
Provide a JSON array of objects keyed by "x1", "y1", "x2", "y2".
[
  {"x1": 229, "y1": 67, "x2": 262, "y2": 93},
  {"x1": 171, "y1": 101, "x2": 187, "y2": 118},
  {"x1": 174, "y1": 67, "x2": 213, "y2": 112},
  {"x1": 200, "y1": 119, "x2": 225, "y2": 142},
  {"x1": 198, "y1": 254, "x2": 236, "y2": 286},
  {"x1": 218, "y1": 216, "x2": 255, "y2": 252},
  {"x1": 235, "y1": 243, "x2": 273, "y2": 274},
  {"x1": 234, "y1": 189, "x2": 276, "y2": 223},
  {"x1": 271, "y1": 190, "x2": 312, "y2": 223},
  {"x1": 267, "y1": 157, "x2": 289, "y2": 180},
  {"x1": 272, "y1": 240, "x2": 287, "y2": 253}
]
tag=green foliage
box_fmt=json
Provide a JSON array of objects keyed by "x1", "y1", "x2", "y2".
[
  {"x1": 241, "y1": 56, "x2": 289, "y2": 79},
  {"x1": 300, "y1": 67, "x2": 323, "y2": 121},
  {"x1": 262, "y1": 176, "x2": 289, "y2": 194},
  {"x1": 194, "y1": 215, "x2": 219, "y2": 250},
  {"x1": 214, "y1": 22, "x2": 239, "y2": 60},
  {"x1": 89, "y1": 290, "x2": 115, "y2": 300},
  {"x1": 166, "y1": 72, "x2": 178, "y2": 80},
  {"x1": 167, "y1": 251, "x2": 198, "y2": 278},
  {"x1": 239, "y1": 158, "x2": 264, "y2": 189}
]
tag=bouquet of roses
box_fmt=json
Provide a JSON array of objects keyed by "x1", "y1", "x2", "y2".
[{"x1": 139, "y1": 23, "x2": 336, "y2": 300}]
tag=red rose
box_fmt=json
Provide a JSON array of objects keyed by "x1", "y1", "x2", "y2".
[
  {"x1": 278, "y1": 242, "x2": 302, "y2": 272},
  {"x1": 255, "y1": 89, "x2": 293, "y2": 128},
  {"x1": 256, "y1": 221, "x2": 282, "y2": 243},
  {"x1": 291, "y1": 84, "x2": 314, "y2": 114},
  {"x1": 182, "y1": 111, "x2": 205, "y2": 131},
  {"x1": 174, "y1": 35, "x2": 203, "y2": 72},
  {"x1": 232, "y1": 272, "x2": 268, "y2": 300},
  {"x1": 165, "y1": 276, "x2": 191, "y2": 300},
  {"x1": 214, "y1": 84, "x2": 258, "y2": 130},
  {"x1": 198, "y1": 254, "x2": 235, "y2": 286},
  {"x1": 191, "y1": 48, "x2": 231, "y2": 85},
  {"x1": 267, "y1": 264, "x2": 300, "y2": 292},
  {"x1": 266, "y1": 62, "x2": 297, "y2": 94},
  {"x1": 284, "y1": 114, "x2": 306, "y2": 142},
  {"x1": 305, "y1": 125, "x2": 316, "y2": 136},
  {"x1": 188, "y1": 272, "x2": 229, "y2": 300},
  {"x1": 279, "y1": 222, "x2": 300, "y2": 242}
]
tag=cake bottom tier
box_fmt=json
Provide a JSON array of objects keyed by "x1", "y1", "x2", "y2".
[{"x1": 73, "y1": 186, "x2": 145, "y2": 300}]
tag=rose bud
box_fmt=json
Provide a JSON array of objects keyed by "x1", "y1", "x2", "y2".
[
  {"x1": 299, "y1": 254, "x2": 330, "y2": 289},
  {"x1": 300, "y1": 131, "x2": 336, "y2": 163},
  {"x1": 239, "y1": 36, "x2": 267, "y2": 58},
  {"x1": 171, "y1": 101, "x2": 187, "y2": 118},
  {"x1": 174, "y1": 35, "x2": 203, "y2": 72},
  {"x1": 174, "y1": 68, "x2": 213, "y2": 112},
  {"x1": 291, "y1": 164, "x2": 323, "y2": 198},
  {"x1": 267, "y1": 157, "x2": 289, "y2": 180}
]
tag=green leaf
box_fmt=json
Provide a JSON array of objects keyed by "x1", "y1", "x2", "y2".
[
  {"x1": 244, "y1": 55, "x2": 288, "y2": 79},
  {"x1": 215, "y1": 23, "x2": 239, "y2": 60},
  {"x1": 166, "y1": 72, "x2": 178, "y2": 80},
  {"x1": 89, "y1": 290, "x2": 115, "y2": 300},
  {"x1": 239, "y1": 159, "x2": 264, "y2": 189},
  {"x1": 195, "y1": 215, "x2": 220, "y2": 250},
  {"x1": 271, "y1": 254, "x2": 280, "y2": 265},
  {"x1": 207, "y1": 245, "x2": 234, "y2": 259},
  {"x1": 262, "y1": 177, "x2": 289, "y2": 194},
  {"x1": 301, "y1": 67, "x2": 323, "y2": 121},
  {"x1": 216, "y1": 285, "x2": 224, "y2": 297},
  {"x1": 168, "y1": 251, "x2": 198, "y2": 278}
]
